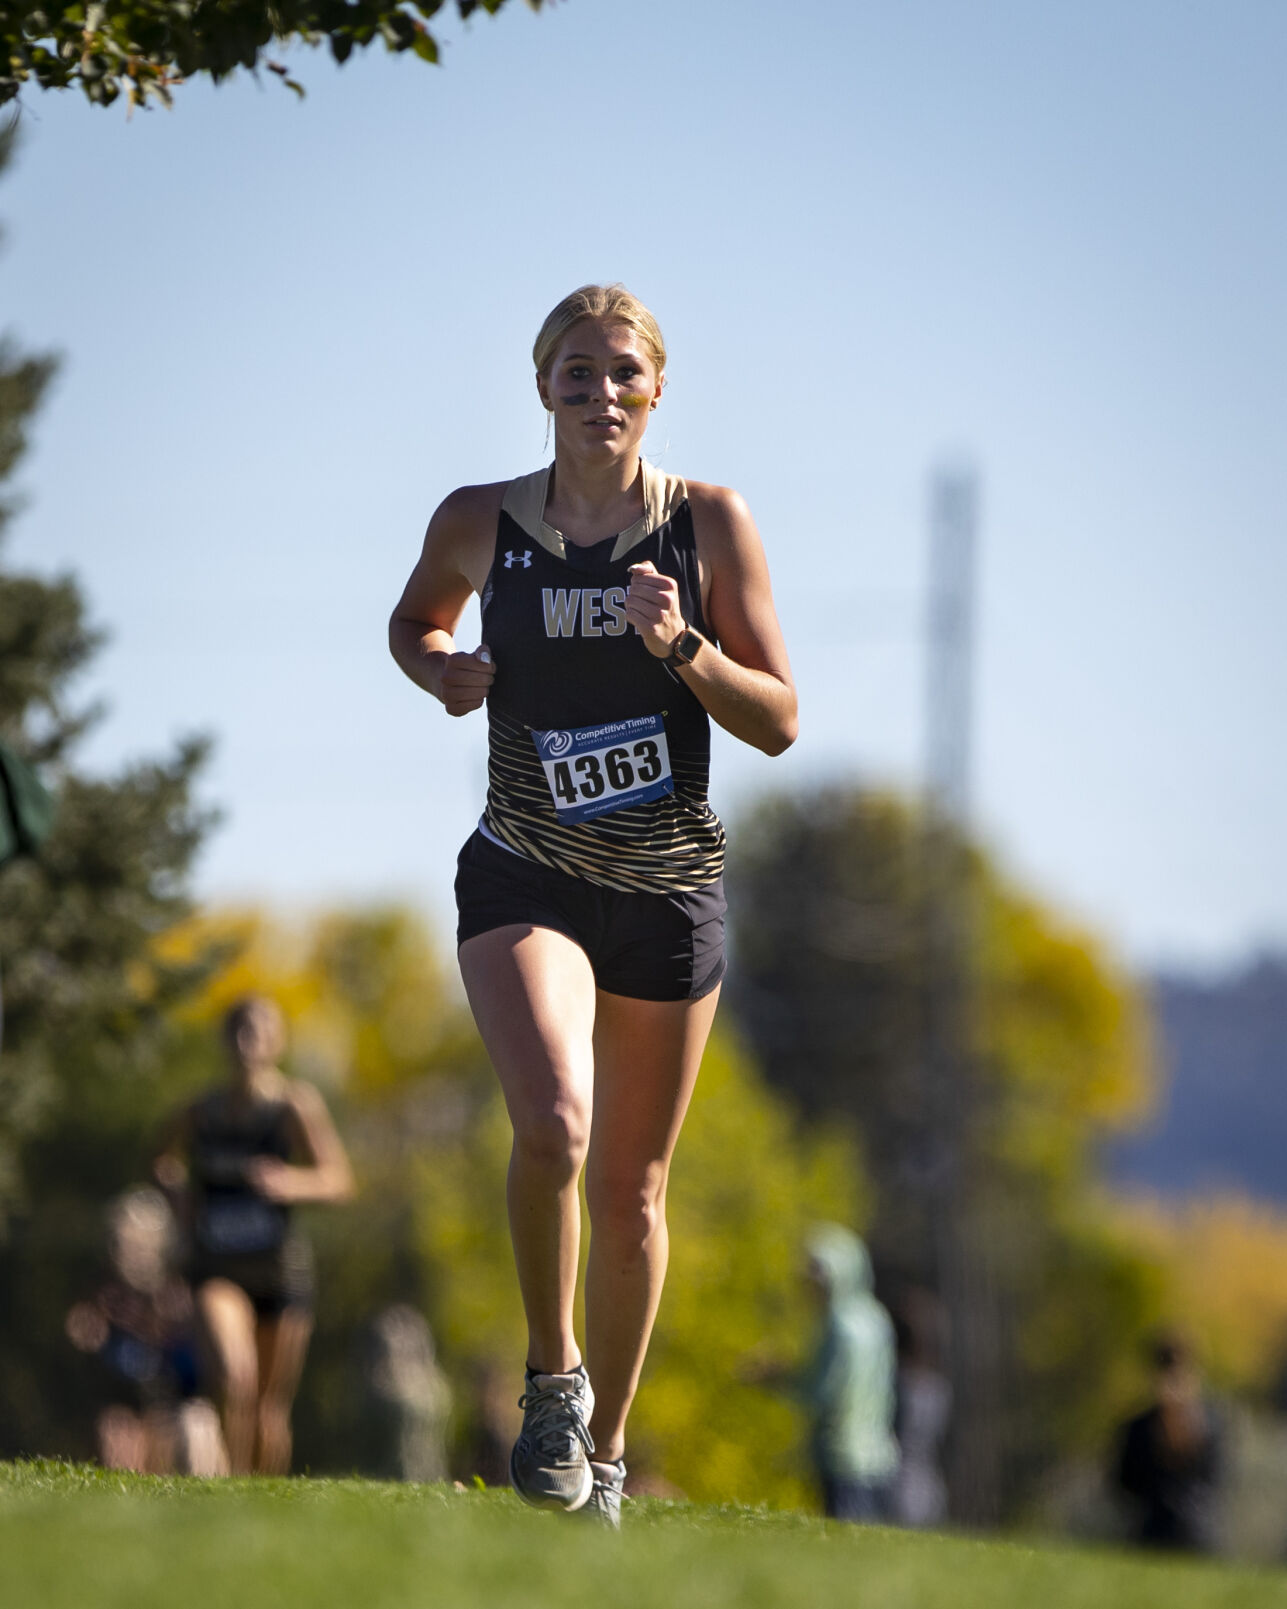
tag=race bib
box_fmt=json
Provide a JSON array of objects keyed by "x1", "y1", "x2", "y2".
[
  {"x1": 532, "y1": 714, "x2": 673, "y2": 825},
  {"x1": 197, "y1": 1199, "x2": 284, "y2": 1255}
]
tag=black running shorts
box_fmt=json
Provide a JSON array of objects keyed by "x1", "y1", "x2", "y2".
[
  {"x1": 455, "y1": 830, "x2": 726, "y2": 1003},
  {"x1": 188, "y1": 1235, "x2": 315, "y2": 1318}
]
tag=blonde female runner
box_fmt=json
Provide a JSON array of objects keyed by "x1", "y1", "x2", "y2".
[{"x1": 390, "y1": 285, "x2": 796, "y2": 1525}]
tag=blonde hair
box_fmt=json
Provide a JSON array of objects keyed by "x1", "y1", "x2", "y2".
[{"x1": 532, "y1": 284, "x2": 667, "y2": 379}]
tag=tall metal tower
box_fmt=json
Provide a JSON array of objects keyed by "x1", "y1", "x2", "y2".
[
  {"x1": 922, "y1": 466, "x2": 1006, "y2": 1525},
  {"x1": 926, "y1": 468, "x2": 978, "y2": 820}
]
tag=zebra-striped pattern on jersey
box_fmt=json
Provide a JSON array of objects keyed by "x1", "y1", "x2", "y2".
[
  {"x1": 479, "y1": 463, "x2": 725, "y2": 894},
  {"x1": 482, "y1": 706, "x2": 726, "y2": 893}
]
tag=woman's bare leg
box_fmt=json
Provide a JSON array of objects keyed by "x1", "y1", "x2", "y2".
[
  {"x1": 583, "y1": 986, "x2": 720, "y2": 1462},
  {"x1": 195, "y1": 1278, "x2": 259, "y2": 1473},
  {"x1": 96, "y1": 1405, "x2": 148, "y2": 1471},
  {"x1": 253, "y1": 1307, "x2": 314, "y2": 1474},
  {"x1": 140, "y1": 1405, "x2": 180, "y2": 1473},
  {"x1": 459, "y1": 925, "x2": 598, "y2": 1374}
]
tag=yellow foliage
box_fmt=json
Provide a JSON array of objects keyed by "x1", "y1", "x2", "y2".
[
  {"x1": 981, "y1": 880, "x2": 1157, "y2": 1187},
  {"x1": 1115, "y1": 1193, "x2": 1287, "y2": 1395},
  {"x1": 153, "y1": 907, "x2": 319, "y2": 1023},
  {"x1": 152, "y1": 905, "x2": 459, "y2": 1094}
]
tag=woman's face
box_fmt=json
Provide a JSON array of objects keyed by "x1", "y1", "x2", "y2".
[
  {"x1": 537, "y1": 319, "x2": 662, "y2": 461},
  {"x1": 226, "y1": 1002, "x2": 284, "y2": 1073}
]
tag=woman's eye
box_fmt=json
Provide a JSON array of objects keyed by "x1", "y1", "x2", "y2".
[{"x1": 568, "y1": 366, "x2": 590, "y2": 379}]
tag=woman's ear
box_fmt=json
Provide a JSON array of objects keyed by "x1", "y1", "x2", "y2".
[{"x1": 536, "y1": 371, "x2": 553, "y2": 412}]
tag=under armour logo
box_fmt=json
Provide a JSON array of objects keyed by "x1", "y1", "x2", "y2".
[{"x1": 504, "y1": 550, "x2": 532, "y2": 569}]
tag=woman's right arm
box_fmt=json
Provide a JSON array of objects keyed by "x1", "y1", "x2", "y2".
[{"x1": 388, "y1": 484, "x2": 501, "y2": 715}]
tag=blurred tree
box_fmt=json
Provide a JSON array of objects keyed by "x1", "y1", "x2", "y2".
[
  {"x1": 2, "y1": 0, "x2": 544, "y2": 109},
  {"x1": 729, "y1": 785, "x2": 1162, "y2": 1517},
  {"x1": 0, "y1": 120, "x2": 218, "y2": 1454}
]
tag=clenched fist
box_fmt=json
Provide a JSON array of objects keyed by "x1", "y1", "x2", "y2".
[
  {"x1": 625, "y1": 561, "x2": 686, "y2": 659},
  {"x1": 440, "y1": 644, "x2": 496, "y2": 716}
]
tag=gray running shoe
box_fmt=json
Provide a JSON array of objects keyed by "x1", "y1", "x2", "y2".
[
  {"x1": 579, "y1": 1459, "x2": 627, "y2": 1530},
  {"x1": 509, "y1": 1368, "x2": 595, "y2": 1511}
]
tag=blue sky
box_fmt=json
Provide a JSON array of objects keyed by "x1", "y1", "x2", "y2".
[{"x1": 3, "y1": 0, "x2": 1285, "y2": 968}]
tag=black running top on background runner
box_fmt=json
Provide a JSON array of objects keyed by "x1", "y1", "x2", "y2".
[
  {"x1": 480, "y1": 464, "x2": 726, "y2": 893},
  {"x1": 185, "y1": 1091, "x2": 315, "y2": 1308},
  {"x1": 188, "y1": 1094, "x2": 294, "y2": 1259}
]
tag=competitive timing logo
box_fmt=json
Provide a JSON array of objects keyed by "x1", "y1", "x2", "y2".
[{"x1": 541, "y1": 730, "x2": 573, "y2": 758}]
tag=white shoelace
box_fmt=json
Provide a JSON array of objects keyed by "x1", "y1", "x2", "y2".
[{"x1": 518, "y1": 1378, "x2": 595, "y2": 1461}]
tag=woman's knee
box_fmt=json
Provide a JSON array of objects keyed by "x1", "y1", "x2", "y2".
[
  {"x1": 586, "y1": 1161, "x2": 668, "y2": 1248},
  {"x1": 511, "y1": 1099, "x2": 590, "y2": 1178}
]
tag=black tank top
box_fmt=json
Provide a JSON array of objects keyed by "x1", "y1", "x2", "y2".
[
  {"x1": 480, "y1": 464, "x2": 725, "y2": 893},
  {"x1": 188, "y1": 1092, "x2": 294, "y2": 1258}
]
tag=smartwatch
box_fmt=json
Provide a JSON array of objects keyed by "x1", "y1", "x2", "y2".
[{"x1": 666, "y1": 626, "x2": 703, "y2": 668}]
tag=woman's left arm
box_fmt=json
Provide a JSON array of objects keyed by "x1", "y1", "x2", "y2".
[{"x1": 624, "y1": 484, "x2": 798, "y2": 756}]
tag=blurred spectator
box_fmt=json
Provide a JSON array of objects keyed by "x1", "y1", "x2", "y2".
[
  {"x1": 799, "y1": 1225, "x2": 900, "y2": 1520},
  {"x1": 891, "y1": 1287, "x2": 951, "y2": 1528},
  {"x1": 154, "y1": 994, "x2": 354, "y2": 1474},
  {"x1": 747, "y1": 1224, "x2": 899, "y2": 1521},
  {"x1": 361, "y1": 1304, "x2": 453, "y2": 1482},
  {"x1": 1112, "y1": 1330, "x2": 1225, "y2": 1553},
  {"x1": 65, "y1": 1186, "x2": 227, "y2": 1475}
]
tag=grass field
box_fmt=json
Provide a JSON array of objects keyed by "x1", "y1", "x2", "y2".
[{"x1": 2, "y1": 1462, "x2": 1283, "y2": 1609}]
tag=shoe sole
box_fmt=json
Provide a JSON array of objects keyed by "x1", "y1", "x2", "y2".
[{"x1": 509, "y1": 1442, "x2": 594, "y2": 1513}]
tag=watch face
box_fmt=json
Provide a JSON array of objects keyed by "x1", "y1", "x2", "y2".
[{"x1": 673, "y1": 628, "x2": 702, "y2": 665}]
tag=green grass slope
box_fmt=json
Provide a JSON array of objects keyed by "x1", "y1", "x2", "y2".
[{"x1": 2, "y1": 1462, "x2": 1282, "y2": 1609}]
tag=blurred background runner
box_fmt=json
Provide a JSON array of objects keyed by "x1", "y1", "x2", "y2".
[{"x1": 154, "y1": 996, "x2": 354, "y2": 1474}]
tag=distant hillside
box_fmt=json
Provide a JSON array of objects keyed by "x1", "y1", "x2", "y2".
[{"x1": 1105, "y1": 954, "x2": 1287, "y2": 1202}]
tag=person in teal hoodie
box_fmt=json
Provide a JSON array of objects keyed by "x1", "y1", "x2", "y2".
[{"x1": 798, "y1": 1224, "x2": 900, "y2": 1521}]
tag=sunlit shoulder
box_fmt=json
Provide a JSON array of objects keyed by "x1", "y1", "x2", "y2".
[
  {"x1": 432, "y1": 480, "x2": 508, "y2": 535},
  {"x1": 684, "y1": 480, "x2": 767, "y2": 575},
  {"x1": 426, "y1": 481, "x2": 508, "y2": 588}
]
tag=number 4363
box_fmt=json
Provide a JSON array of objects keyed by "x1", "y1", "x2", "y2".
[{"x1": 551, "y1": 739, "x2": 664, "y2": 805}]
